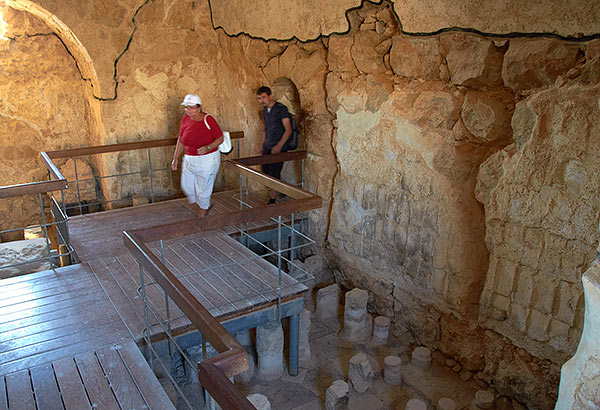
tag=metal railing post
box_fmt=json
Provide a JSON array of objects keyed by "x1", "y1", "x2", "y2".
[
  {"x1": 277, "y1": 215, "x2": 282, "y2": 322},
  {"x1": 290, "y1": 212, "x2": 295, "y2": 277},
  {"x1": 73, "y1": 157, "x2": 83, "y2": 215},
  {"x1": 38, "y1": 192, "x2": 53, "y2": 268},
  {"x1": 160, "y1": 240, "x2": 172, "y2": 356},
  {"x1": 148, "y1": 148, "x2": 155, "y2": 203},
  {"x1": 239, "y1": 174, "x2": 246, "y2": 247},
  {"x1": 139, "y1": 262, "x2": 153, "y2": 370},
  {"x1": 301, "y1": 158, "x2": 305, "y2": 189}
]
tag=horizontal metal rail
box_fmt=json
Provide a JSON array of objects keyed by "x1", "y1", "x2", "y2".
[{"x1": 44, "y1": 133, "x2": 244, "y2": 159}]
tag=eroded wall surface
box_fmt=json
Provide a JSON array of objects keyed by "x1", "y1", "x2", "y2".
[
  {"x1": 211, "y1": 0, "x2": 600, "y2": 39},
  {"x1": 0, "y1": 6, "x2": 94, "y2": 239},
  {"x1": 2, "y1": 1, "x2": 600, "y2": 408}
]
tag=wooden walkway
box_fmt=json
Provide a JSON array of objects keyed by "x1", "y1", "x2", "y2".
[
  {"x1": 69, "y1": 190, "x2": 285, "y2": 262},
  {"x1": 69, "y1": 189, "x2": 307, "y2": 341},
  {"x1": 0, "y1": 264, "x2": 131, "y2": 376},
  {"x1": 0, "y1": 188, "x2": 307, "y2": 407},
  {"x1": 0, "y1": 340, "x2": 173, "y2": 410}
]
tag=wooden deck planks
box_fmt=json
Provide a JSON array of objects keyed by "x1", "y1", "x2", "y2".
[
  {"x1": 116, "y1": 341, "x2": 175, "y2": 410},
  {"x1": 5, "y1": 370, "x2": 35, "y2": 410},
  {"x1": 29, "y1": 364, "x2": 64, "y2": 410},
  {"x1": 53, "y1": 357, "x2": 92, "y2": 410},
  {"x1": 74, "y1": 350, "x2": 122, "y2": 410},
  {"x1": 0, "y1": 341, "x2": 175, "y2": 410},
  {"x1": 0, "y1": 264, "x2": 133, "y2": 376},
  {"x1": 95, "y1": 346, "x2": 147, "y2": 410}
]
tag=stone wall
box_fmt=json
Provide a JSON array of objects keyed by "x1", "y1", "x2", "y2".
[
  {"x1": 0, "y1": 6, "x2": 94, "y2": 239},
  {"x1": 477, "y1": 69, "x2": 600, "y2": 367}
]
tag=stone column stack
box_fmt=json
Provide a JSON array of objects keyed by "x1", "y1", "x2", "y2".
[
  {"x1": 383, "y1": 355, "x2": 402, "y2": 384},
  {"x1": 342, "y1": 288, "x2": 372, "y2": 343},
  {"x1": 299, "y1": 309, "x2": 314, "y2": 368},
  {"x1": 372, "y1": 316, "x2": 391, "y2": 345},
  {"x1": 256, "y1": 321, "x2": 284, "y2": 381},
  {"x1": 411, "y1": 346, "x2": 432, "y2": 370},
  {"x1": 406, "y1": 399, "x2": 427, "y2": 410},
  {"x1": 326, "y1": 380, "x2": 349, "y2": 410},
  {"x1": 348, "y1": 352, "x2": 374, "y2": 393},
  {"x1": 438, "y1": 397, "x2": 457, "y2": 410},
  {"x1": 247, "y1": 394, "x2": 271, "y2": 410},
  {"x1": 315, "y1": 284, "x2": 341, "y2": 321},
  {"x1": 474, "y1": 390, "x2": 495, "y2": 409}
]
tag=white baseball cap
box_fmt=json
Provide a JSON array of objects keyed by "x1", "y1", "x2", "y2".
[{"x1": 181, "y1": 94, "x2": 202, "y2": 106}]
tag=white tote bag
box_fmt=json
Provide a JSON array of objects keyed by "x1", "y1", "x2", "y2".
[{"x1": 203, "y1": 114, "x2": 233, "y2": 154}]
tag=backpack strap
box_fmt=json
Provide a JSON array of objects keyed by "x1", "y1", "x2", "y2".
[{"x1": 203, "y1": 114, "x2": 211, "y2": 130}]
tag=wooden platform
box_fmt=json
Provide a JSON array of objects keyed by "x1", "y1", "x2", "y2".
[
  {"x1": 69, "y1": 190, "x2": 284, "y2": 262},
  {"x1": 70, "y1": 190, "x2": 307, "y2": 341},
  {"x1": 0, "y1": 264, "x2": 131, "y2": 376},
  {"x1": 0, "y1": 188, "x2": 307, "y2": 406},
  {"x1": 0, "y1": 339, "x2": 174, "y2": 410}
]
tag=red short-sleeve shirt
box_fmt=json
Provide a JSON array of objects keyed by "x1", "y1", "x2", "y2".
[{"x1": 179, "y1": 114, "x2": 222, "y2": 155}]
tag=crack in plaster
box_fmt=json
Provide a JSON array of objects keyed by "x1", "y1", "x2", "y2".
[
  {"x1": 96, "y1": 0, "x2": 151, "y2": 101},
  {"x1": 207, "y1": 0, "x2": 600, "y2": 43}
]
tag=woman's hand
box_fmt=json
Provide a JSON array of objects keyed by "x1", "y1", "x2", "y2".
[
  {"x1": 197, "y1": 145, "x2": 211, "y2": 155},
  {"x1": 171, "y1": 158, "x2": 178, "y2": 171}
]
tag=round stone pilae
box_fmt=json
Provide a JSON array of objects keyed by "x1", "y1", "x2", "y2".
[
  {"x1": 374, "y1": 316, "x2": 391, "y2": 327},
  {"x1": 384, "y1": 355, "x2": 402, "y2": 367},
  {"x1": 438, "y1": 397, "x2": 457, "y2": 410},
  {"x1": 474, "y1": 390, "x2": 495, "y2": 408},
  {"x1": 406, "y1": 398, "x2": 427, "y2": 410}
]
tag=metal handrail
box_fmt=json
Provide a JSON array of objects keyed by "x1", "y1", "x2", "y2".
[
  {"x1": 39, "y1": 134, "x2": 246, "y2": 213},
  {"x1": 123, "y1": 152, "x2": 321, "y2": 410},
  {"x1": 0, "y1": 179, "x2": 73, "y2": 272}
]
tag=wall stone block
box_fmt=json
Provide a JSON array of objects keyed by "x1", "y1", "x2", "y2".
[
  {"x1": 389, "y1": 35, "x2": 442, "y2": 81},
  {"x1": 527, "y1": 309, "x2": 551, "y2": 342},
  {"x1": 350, "y1": 30, "x2": 388, "y2": 74},
  {"x1": 461, "y1": 91, "x2": 512, "y2": 143},
  {"x1": 509, "y1": 303, "x2": 529, "y2": 333},
  {"x1": 440, "y1": 33, "x2": 504, "y2": 88},
  {"x1": 502, "y1": 39, "x2": 582, "y2": 91},
  {"x1": 531, "y1": 276, "x2": 557, "y2": 314},
  {"x1": 513, "y1": 268, "x2": 534, "y2": 306}
]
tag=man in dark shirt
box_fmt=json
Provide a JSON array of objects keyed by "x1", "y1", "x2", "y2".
[{"x1": 256, "y1": 86, "x2": 292, "y2": 204}]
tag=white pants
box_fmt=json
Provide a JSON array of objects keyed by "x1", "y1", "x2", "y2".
[{"x1": 181, "y1": 152, "x2": 220, "y2": 209}]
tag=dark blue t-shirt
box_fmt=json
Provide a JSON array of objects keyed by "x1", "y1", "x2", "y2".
[{"x1": 263, "y1": 102, "x2": 291, "y2": 151}]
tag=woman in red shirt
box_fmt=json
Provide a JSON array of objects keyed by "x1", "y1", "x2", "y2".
[{"x1": 171, "y1": 94, "x2": 224, "y2": 218}]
